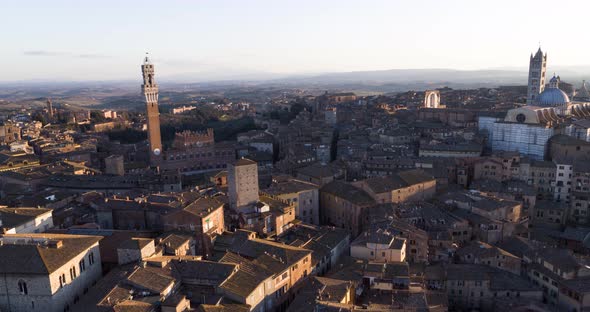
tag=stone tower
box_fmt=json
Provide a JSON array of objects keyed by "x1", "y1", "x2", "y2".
[
  {"x1": 46, "y1": 98, "x2": 54, "y2": 118},
  {"x1": 228, "y1": 158, "x2": 259, "y2": 210},
  {"x1": 527, "y1": 47, "x2": 547, "y2": 105},
  {"x1": 141, "y1": 54, "x2": 163, "y2": 164}
]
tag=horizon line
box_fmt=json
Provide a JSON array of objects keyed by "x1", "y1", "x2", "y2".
[{"x1": 2, "y1": 65, "x2": 590, "y2": 85}]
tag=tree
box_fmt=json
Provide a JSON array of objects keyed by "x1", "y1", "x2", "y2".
[
  {"x1": 32, "y1": 112, "x2": 47, "y2": 125},
  {"x1": 90, "y1": 111, "x2": 107, "y2": 123}
]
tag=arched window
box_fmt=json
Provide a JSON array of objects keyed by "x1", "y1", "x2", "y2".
[{"x1": 18, "y1": 280, "x2": 28, "y2": 295}]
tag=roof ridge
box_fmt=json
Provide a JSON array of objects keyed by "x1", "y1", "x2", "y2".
[
  {"x1": 251, "y1": 238, "x2": 312, "y2": 252},
  {"x1": 34, "y1": 245, "x2": 51, "y2": 274}
]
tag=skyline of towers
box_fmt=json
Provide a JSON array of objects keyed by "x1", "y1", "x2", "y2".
[
  {"x1": 527, "y1": 47, "x2": 547, "y2": 105},
  {"x1": 141, "y1": 54, "x2": 163, "y2": 165}
]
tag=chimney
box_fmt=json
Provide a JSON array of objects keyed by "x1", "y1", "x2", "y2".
[{"x1": 48, "y1": 240, "x2": 63, "y2": 249}]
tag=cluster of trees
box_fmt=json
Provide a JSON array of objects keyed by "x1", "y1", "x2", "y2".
[
  {"x1": 107, "y1": 105, "x2": 260, "y2": 145},
  {"x1": 160, "y1": 116, "x2": 259, "y2": 148},
  {"x1": 89, "y1": 111, "x2": 107, "y2": 123},
  {"x1": 268, "y1": 102, "x2": 307, "y2": 124},
  {"x1": 107, "y1": 129, "x2": 146, "y2": 144}
]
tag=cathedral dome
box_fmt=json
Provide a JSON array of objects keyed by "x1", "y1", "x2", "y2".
[
  {"x1": 537, "y1": 74, "x2": 570, "y2": 107},
  {"x1": 537, "y1": 88, "x2": 570, "y2": 106}
]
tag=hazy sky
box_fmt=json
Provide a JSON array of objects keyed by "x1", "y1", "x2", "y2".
[{"x1": 2, "y1": 0, "x2": 589, "y2": 81}]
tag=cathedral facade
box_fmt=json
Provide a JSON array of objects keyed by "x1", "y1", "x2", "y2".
[{"x1": 480, "y1": 48, "x2": 590, "y2": 160}]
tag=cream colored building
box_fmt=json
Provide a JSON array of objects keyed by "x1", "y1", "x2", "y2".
[
  {"x1": 214, "y1": 230, "x2": 313, "y2": 311},
  {"x1": 354, "y1": 169, "x2": 436, "y2": 204},
  {"x1": 351, "y1": 228, "x2": 407, "y2": 262},
  {"x1": 0, "y1": 207, "x2": 53, "y2": 234},
  {"x1": 0, "y1": 233, "x2": 102, "y2": 312},
  {"x1": 117, "y1": 238, "x2": 156, "y2": 265},
  {"x1": 264, "y1": 178, "x2": 320, "y2": 225}
]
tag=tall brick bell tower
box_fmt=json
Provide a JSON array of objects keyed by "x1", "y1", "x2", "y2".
[{"x1": 141, "y1": 53, "x2": 163, "y2": 165}]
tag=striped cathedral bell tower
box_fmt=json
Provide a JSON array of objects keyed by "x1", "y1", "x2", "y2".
[
  {"x1": 527, "y1": 47, "x2": 547, "y2": 105},
  {"x1": 141, "y1": 53, "x2": 163, "y2": 165}
]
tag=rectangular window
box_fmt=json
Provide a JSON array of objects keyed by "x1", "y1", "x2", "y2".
[{"x1": 79, "y1": 259, "x2": 86, "y2": 272}]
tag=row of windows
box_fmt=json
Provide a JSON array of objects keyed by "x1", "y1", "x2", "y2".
[
  {"x1": 58, "y1": 252, "x2": 95, "y2": 289},
  {"x1": 450, "y1": 288, "x2": 521, "y2": 298},
  {"x1": 166, "y1": 150, "x2": 232, "y2": 160},
  {"x1": 17, "y1": 258, "x2": 87, "y2": 295},
  {"x1": 531, "y1": 172, "x2": 556, "y2": 177},
  {"x1": 532, "y1": 270, "x2": 560, "y2": 285},
  {"x1": 174, "y1": 164, "x2": 228, "y2": 172}
]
